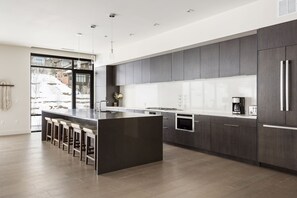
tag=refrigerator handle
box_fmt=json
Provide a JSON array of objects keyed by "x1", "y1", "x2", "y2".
[
  {"x1": 286, "y1": 60, "x2": 290, "y2": 111},
  {"x1": 280, "y1": 61, "x2": 285, "y2": 111}
]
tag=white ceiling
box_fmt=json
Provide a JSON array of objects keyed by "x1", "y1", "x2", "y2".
[{"x1": 0, "y1": 0, "x2": 257, "y2": 54}]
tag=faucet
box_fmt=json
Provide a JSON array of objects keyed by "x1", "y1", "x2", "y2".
[{"x1": 97, "y1": 100, "x2": 109, "y2": 112}]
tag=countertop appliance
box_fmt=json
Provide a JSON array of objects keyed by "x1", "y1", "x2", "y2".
[
  {"x1": 232, "y1": 97, "x2": 245, "y2": 115},
  {"x1": 248, "y1": 105, "x2": 257, "y2": 116},
  {"x1": 175, "y1": 113, "x2": 194, "y2": 132}
]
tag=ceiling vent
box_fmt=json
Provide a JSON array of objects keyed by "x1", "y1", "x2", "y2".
[{"x1": 278, "y1": 0, "x2": 297, "y2": 16}]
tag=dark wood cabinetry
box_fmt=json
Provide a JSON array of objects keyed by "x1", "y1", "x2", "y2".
[
  {"x1": 172, "y1": 51, "x2": 184, "y2": 81},
  {"x1": 125, "y1": 62, "x2": 134, "y2": 85},
  {"x1": 183, "y1": 47, "x2": 200, "y2": 80},
  {"x1": 193, "y1": 115, "x2": 211, "y2": 151},
  {"x1": 258, "y1": 124, "x2": 297, "y2": 171},
  {"x1": 240, "y1": 35, "x2": 257, "y2": 75},
  {"x1": 258, "y1": 20, "x2": 297, "y2": 51},
  {"x1": 219, "y1": 39, "x2": 240, "y2": 77},
  {"x1": 162, "y1": 112, "x2": 175, "y2": 143},
  {"x1": 115, "y1": 64, "x2": 126, "y2": 86},
  {"x1": 150, "y1": 54, "x2": 172, "y2": 83},
  {"x1": 201, "y1": 44, "x2": 219, "y2": 78},
  {"x1": 210, "y1": 117, "x2": 257, "y2": 161},
  {"x1": 133, "y1": 60, "x2": 142, "y2": 84},
  {"x1": 141, "y1": 58, "x2": 150, "y2": 83}
]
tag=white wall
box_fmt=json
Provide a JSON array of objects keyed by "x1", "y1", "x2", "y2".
[
  {"x1": 98, "y1": 0, "x2": 297, "y2": 65},
  {"x1": 0, "y1": 45, "x2": 30, "y2": 135},
  {"x1": 0, "y1": 44, "x2": 94, "y2": 136},
  {"x1": 121, "y1": 75, "x2": 256, "y2": 114}
]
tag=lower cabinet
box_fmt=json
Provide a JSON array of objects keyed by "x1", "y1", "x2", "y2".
[
  {"x1": 210, "y1": 117, "x2": 257, "y2": 161},
  {"x1": 258, "y1": 124, "x2": 297, "y2": 171},
  {"x1": 162, "y1": 112, "x2": 175, "y2": 143}
]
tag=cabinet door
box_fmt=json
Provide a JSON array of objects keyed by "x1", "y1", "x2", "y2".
[
  {"x1": 115, "y1": 64, "x2": 126, "y2": 86},
  {"x1": 150, "y1": 54, "x2": 172, "y2": 83},
  {"x1": 258, "y1": 48, "x2": 286, "y2": 125},
  {"x1": 240, "y1": 35, "x2": 257, "y2": 75},
  {"x1": 133, "y1": 60, "x2": 142, "y2": 84},
  {"x1": 183, "y1": 47, "x2": 200, "y2": 80},
  {"x1": 141, "y1": 58, "x2": 150, "y2": 83},
  {"x1": 125, "y1": 62, "x2": 134, "y2": 85},
  {"x1": 235, "y1": 126, "x2": 257, "y2": 161},
  {"x1": 285, "y1": 45, "x2": 297, "y2": 127},
  {"x1": 258, "y1": 20, "x2": 297, "y2": 51},
  {"x1": 211, "y1": 122, "x2": 235, "y2": 155},
  {"x1": 219, "y1": 39, "x2": 240, "y2": 77},
  {"x1": 201, "y1": 44, "x2": 219, "y2": 78},
  {"x1": 162, "y1": 112, "x2": 175, "y2": 143},
  {"x1": 258, "y1": 124, "x2": 297, "y2": 171},
  {"x1": 172, "y1": 51, "x2": 184, "y2": 81},
  {"x1": 194, "y1": 115, "x2": 211, "y2": 150}
]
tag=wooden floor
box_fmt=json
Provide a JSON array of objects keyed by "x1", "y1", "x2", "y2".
[{"x1": 0, "y1": 133, "x2": 297, "y2": 198}]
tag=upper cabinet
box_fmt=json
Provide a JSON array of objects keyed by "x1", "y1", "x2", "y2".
[
  {"x1": 240, "y1": 35, "x2": 257, "y2": 75},
  {"x1": 258, "y1": 20, "x2": 297, "y2": 51},
  {"x1": 201, "y1": 43, "x2": 219, "y2": 78},
  {"x1": 219, "y1": 39, "x2": 240, "y2": 77},
  {"x1": 115, "y1": 64, "x2": 126, "y2": 86},
  {"x1": 172, "y1": 51, "x2": 184, "y2": 81},
  {"x1": 133, "y1": 60, "x2": 142, "y2": 84},
  {"x1": 141, "y1": 58, "x2": 150, "y2": 83},
  {"x1": 183, "y1": 47, "x2": 201, "y2": 80},
  {"x1": 150, "y1": 54, "x2": 172, "y2": 83},
  {"x1": 115, "y1": 35, "x2": 258, "y2": 85}
]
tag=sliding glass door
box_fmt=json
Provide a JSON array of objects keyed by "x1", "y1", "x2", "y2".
[{"x1": 30, "y1": 54, "x2": 94, "y2": 132}]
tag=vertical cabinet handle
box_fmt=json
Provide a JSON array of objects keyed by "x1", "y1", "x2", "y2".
[
  {"x1": 286, "y1": 60, "x2": 290, "y2": 111},
  {"x1": 280, "y1": 61, "x2": 285, "y2": 111}
]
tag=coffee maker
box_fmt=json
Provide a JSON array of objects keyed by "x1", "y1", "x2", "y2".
[{"x1": 232, "y1": 97, "x2": 245, "y2": 115}]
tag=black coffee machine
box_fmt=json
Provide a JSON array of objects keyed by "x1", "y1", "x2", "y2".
[{"x1": 232, "y1": 97, "x2": 245, "y2": 115}]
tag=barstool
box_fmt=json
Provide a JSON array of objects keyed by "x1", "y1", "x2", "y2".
[
  {"x1": 60, "y1": 120, "x2": 73, "y2": 154},
  {"x1": 72, "y1": 123, "x2": 85, "y2": 161},
  {"x1": 45, "y1": 117, "x2": 53, "y2": 143},
  {"x1": 52, "y1": 118, "x2": 63, "y2": 148},
  {"x1": 83, "y1": 127, "x2": 97, "y2": 169}
]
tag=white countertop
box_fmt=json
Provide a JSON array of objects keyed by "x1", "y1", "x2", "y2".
[{"x1": 106, "y1": 106, "x2": 257, "y2": 119}]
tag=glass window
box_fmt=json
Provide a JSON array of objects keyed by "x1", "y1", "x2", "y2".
[
  {"x1": 75, "y1": 73, "x2": 91, "y2": 109},
  {"x1": 31, "y1": 56, "x2": 72, "y2": 69},
  {"x1": 74, "y1": 60, "x2": 92, "y2": 70}
]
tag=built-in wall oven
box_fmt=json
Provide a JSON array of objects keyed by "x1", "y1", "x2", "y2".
[{"x1": 175, "y1": 113, "x2": 194, "y2": 132}]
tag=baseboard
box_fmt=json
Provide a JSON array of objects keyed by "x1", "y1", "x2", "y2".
[{"x1": 0, "y1": 129, "x2": 30, "y2": 136}]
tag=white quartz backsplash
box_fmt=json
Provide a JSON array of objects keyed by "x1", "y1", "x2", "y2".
[{"x1": 120, "y1": 75, "x2": 257, "y2": 114}]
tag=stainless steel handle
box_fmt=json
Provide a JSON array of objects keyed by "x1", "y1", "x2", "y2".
[
  {"x1": 263, "y1": 124, "x2": 297, "y2": 131},
  {"x1": 163, "y1": 117, "x2": 168, "y2": 120},
  {"x1": 286, "y1": 60, "x2": 290, "y2": 111},
  {"x1": 224, "y1": 124, "x2": 239, "y2": 127},
  {"x1": 280, "y1": 61, "x2": 285, "y2": 111},
  {"x1": 194, "y1": 120, "x2": 200, "y2": 123},
  {"x1": 163, "y1": 127, "x2": 169, "y2": 129}
]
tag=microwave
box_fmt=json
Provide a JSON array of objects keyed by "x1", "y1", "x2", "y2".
[{"x1": 175, "y1": 113, "x2": 194, "y2": 132}]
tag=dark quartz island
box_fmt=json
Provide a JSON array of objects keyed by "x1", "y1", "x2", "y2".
[{"x1": 42, "y1": 109, "x2": 163, "y2": 174}]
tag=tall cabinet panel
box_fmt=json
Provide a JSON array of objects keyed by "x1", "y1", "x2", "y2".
[
  {"x1": 258, "y1": 47, "x2": 286, "y2": 125},
  {"x1": 219, "y1": 39, "x2": 240, "y2": 77},
  {"x1": 183, "y1": 48, "x2": 200, "y2": 80},
  {"x1": 201, "y1": 44, "x2": 219, "y2": 78},
  {"x1": 172, "y1": 51, "x2": 184, "y2": 81},
  {"x1": 133, "y1": 60, "x2": 142, "y2": 84},
  {"x1": 150, "y1": 54, "x2": 172, "y2": 83},
  {"x1": 115, "y1": 64, "x2": 126, "y2": 86},
  {"x1": 284, "y1": 45, "x2": 297, "y2": 127},
  {"x1": 125, "y1": 62, "x2": 134, "y2": 85}
]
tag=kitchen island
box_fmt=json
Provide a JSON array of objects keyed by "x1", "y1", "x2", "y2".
[{"x1": 41, "y1": 109, "x2": 163, "y2": 174}]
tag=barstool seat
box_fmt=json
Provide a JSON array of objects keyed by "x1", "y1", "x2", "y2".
[
  {"x1": 52, "y1": 119, "x2": 65, "y2": 148},
  {"x1": 83, "y1": 126, "x2": 97, "y2": 169},
  {"x1": 45, "y1": 117, "x2": 53, "y2": 143},
  {"x1": 72, "y1": 123, "x2": 85, "y2": 161},
  {"x1": 60, "y1": 120, "x2": 73, "y2": 153}
]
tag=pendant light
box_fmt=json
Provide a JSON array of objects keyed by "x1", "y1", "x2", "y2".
[
  {"x1": 90, "y1": 25, "x2": 96, "y2": 65},
  {"x1": 109, "y1": 13, "x2": 116, "y2": 60},
  {"x1": 76, "y1": 33, "x2": 82, "y2": 69}
]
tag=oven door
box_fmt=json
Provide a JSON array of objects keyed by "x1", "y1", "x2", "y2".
[{"x1": 176, "y1": 115, "x2": 194, "y2": 132}]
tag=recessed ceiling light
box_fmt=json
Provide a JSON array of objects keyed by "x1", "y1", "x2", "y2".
[
  {"x1": 90, "y1": 24, "x2": 96, "y2": 29},
  {"x1": 186, "y1": 9, "x2": 195, "y2": 13},
  {"x1": 76, "y1": 33, "x2": 83, "y2": 37},
  {"x1": 153, "y1": 23, "x2": 160, "y2": 26},
  {"x1": 104, "y1": 35, "x2": 108, "y2": 38},
  {"x1": 129, "y1": 33, "x2": 135, "y2": 36}
]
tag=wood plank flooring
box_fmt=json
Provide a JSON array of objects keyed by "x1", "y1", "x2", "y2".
[{"x1": 0, "y1": 133, "x2": 296, "y2": 198}]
